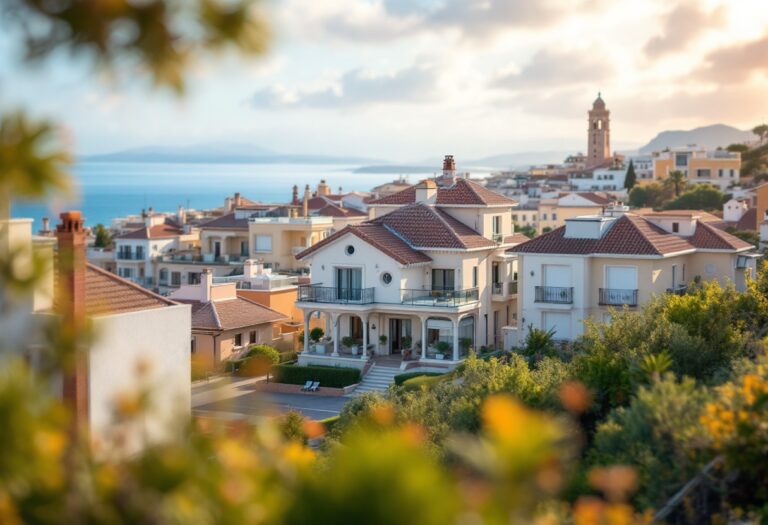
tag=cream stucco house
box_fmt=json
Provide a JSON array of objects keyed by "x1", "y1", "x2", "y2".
[
  {"x1": 506, "y1": 209, "x2": 758, "y2": 345},
  {"x1": 294, "y1": 162, "x2": 521, "y2": 370}
]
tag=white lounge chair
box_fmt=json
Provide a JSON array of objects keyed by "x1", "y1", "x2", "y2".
[
  {"x1": 301, "y1": 380, "x2": 312, "y2": 391},
  {"x1": 309, "y1": 381, "x2": 320, "y2": 392}
]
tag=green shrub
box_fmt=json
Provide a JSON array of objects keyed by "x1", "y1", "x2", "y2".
[
  {"x1": 270, "y1": 364, "x2": 361, "y2": 388},
  {"x1": 402, "y1": 374, "x2": 447, "y2": 391},
  {"x1": 279, "y1": 351, "x2": 298, "y2": 363},
  {"x1": 394, "y1": 371, "x2": 444, "y2": 386},
  {"x1": 435, "y1": 341, "x2": 451, "y2": 355},
  {"x1": 319, "y1": 415, "x2": 340, "y2": 432},
  {"x1": 341, "y1": 336, "x2": 358, "y2": 348},
  {"x1": 279, "y1": 410, "x2": 308, "y2": 444},
  {"x1": 246, "y1": 344, "x2": 280, "y2": 364}
]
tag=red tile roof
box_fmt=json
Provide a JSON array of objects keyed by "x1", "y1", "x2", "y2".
[
  {"x1": 370, "y1": 204, "x2": 497, "y2": 249},
  {"x1": 509, "y1": 214, "x2": 752, "y2": 256},
  {"x1": 369, "y1": 178, "x2": 517, "y2": 207},
  {"x1": 201, "y1": 213, "x2": 249, "y2": 230},
  {"x1": 316, "y1": 203, "x2": 367, "y2": 218},
  {"x1": 82, "y1": 264, "x2": 178, "y2": 315},
  {"x1": 184, "y1": 297, "x2": 286, "y2": 332},
  {"x1": 296, "y1": 223, "x2": 432, "y2": 266},
  {"x1": 116, "y1": 222, "x2": 183, "y2": 240},
  {"x1": 503, "y1": 233, "x2": 532, "y2": 245},
  {"x1": 574, "y1": 192, "x2": 615, "y2": 205}
]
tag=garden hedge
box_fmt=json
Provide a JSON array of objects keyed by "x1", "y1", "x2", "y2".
[
  {"x1": 393, "y1": 371, "x2": 444, "y2": 386},
  {"x1": 269, "y1": 364, "x2": 361, "y2": 388}
]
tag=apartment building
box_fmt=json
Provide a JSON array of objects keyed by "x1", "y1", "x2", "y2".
[
  {"x1": 113, "y1": 213, "x2": 199, "y2": 288},
  {"x1": 170, "y1": 268, "x2": 287, "y2": 369},
  {"x1": 506, "y1": 210, "x2": 757, "y2": 345},
  {"x1": 536, "y1": 192, "x2": 616, "y2": 234},
  {"x1": 294, "y1": 159, "x2": 521, "y2": 370},
  {"x1": 652, "y1": 146, "x2": 740, "y2": 191}
]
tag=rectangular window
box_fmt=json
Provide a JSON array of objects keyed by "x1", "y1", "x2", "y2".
[
  {"x1": 135, "y1": 246, "x2": 144, "y2": 259},
  {"x1": 431, "y1": 269, "x2": 455, "y2": 291},
  {"x1": 675, "y1": 153, "x2": 688, "y2": 167},
  {"x1": 336, "y1": 267, "x2": 363, "y2": 301},
  {"x1": 696, "y1": 169, "x2": 711, "y2": 178},
  {"x1": 234, "y1": 333, "x2": 242, "y2": 347},
  {"x1": 171, "y1": 272, "x2": 181, "y2": 286},
  {"x1": 492, "y1": 215, "x2": 502, "y2": 235},
  {"x1": 672, "y1": 222, "x2": 680, "y2": 233},
  {"x1": 552, "y1": 213, "x2": 557, "y2": 220},
  {"x1": 472, "y1": 266, "x2": 478, "y2": 288},
  {"x1": 731, "y1": 169, "x2": 736, "y2": 178},
  {"x1": 719, "y1": 169, "x2": 724, "y2": 178},
  {"x1": 191, "y1": 338, "x2": 196, "y2": 354},
  {"x1": 188, "y1": 272, "x2": 201, "y2": 285},
  {"x1": 541, "y1": 213, "x2": 547, "y2": 220},
  {"x1": 249, "y1": 330, "x2": 257, "y2": 344},
  {"x1": 254, "y1": 235, "x2": 272, "y2": 253}
]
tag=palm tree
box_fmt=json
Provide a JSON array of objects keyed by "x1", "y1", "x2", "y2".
[{"x1": 666, "y1": 170, "x2": 686, "y2": 197}]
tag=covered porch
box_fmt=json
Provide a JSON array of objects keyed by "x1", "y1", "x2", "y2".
[{"x1": 298, "y1": 305, "x2": 478, "y2": 368}]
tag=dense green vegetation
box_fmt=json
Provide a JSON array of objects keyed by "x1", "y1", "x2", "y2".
[
  {"x1": 628, "y1": 181, "x2": 728, "y2": 211},
  {"x1": 328, "y1": 273, "x2": 768, "y2": 522}
]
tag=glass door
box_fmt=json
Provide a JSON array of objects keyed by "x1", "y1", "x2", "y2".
[{"x1": 337, "y1": 268, "x2": 362, "y2": 301}]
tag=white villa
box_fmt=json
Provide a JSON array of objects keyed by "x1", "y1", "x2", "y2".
[{"x1": 294, "y1": 157, "x2": 522, "y2": 370}]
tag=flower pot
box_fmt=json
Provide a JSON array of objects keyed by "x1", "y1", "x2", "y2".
[{"x1": 436, "y1": 354, "x2": 445, "y2": 360}]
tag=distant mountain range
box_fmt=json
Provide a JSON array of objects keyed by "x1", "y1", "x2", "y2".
[
  {"x1": 85, "y1": 142, "x2": 383, "y2": 165},
  {"x1": 639, "y1": 124, "x2": 754, "y2": 154},
  {"x1": 86, "y1": 124, "x2": 757, "y2": 171}
]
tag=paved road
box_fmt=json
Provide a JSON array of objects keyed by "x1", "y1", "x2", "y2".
[{"x1": 192, "y1": 376, "x2": 349, "y2": 421}]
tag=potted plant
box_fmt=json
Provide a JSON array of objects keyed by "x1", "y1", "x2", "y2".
[
  {"x1": 435, "y1": 341, "x2": 451, "y2": 360},
  {"x1": 342, "y1": 336, "x2": 359, "y2": 355},
  {"x1": 402, "y1": 335, "x2": 413, "y2": 349},
  {"x1": 459, "y1": 337, "x2": 473, "y2": 356},
  {"x1": 309, "y1": 327, "x2": 325, "y2": 354},
  {"x1": 379, "y1": 334, "x2": 388, "y2": 345}
]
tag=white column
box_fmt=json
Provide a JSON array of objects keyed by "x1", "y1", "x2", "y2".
[
  {"x1": 303, "y1": 313, "x2": 310, "y2": 354},
  {"x1": 332, "y1": 313, "x2": 340, "y2": 356},
  {"x1": 452, "y1": 318, "x2": 460, "y2": 361},
  {"x1": 420, "y1": 316, "x2": 428, "y2": 360},
  {"x1": 362, "y1": 316, "x2": 368, "y2": 359}
]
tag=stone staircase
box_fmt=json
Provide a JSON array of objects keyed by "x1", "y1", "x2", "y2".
[{"x1": 352, "y1": 364, "x2": 401, "y2": 395}]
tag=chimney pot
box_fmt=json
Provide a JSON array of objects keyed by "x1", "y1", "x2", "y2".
[{"x1": 201, "y1": 267, "x2": 213, "y2": 302}]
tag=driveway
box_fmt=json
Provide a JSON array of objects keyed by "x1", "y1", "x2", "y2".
[{"x1": 192, "y1": 376, "x2": 349, "y2": 421}]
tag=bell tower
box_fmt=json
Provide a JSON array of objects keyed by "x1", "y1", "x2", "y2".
[{"x1": 587, "y1": 92, "x2": 610, "y2": 167}]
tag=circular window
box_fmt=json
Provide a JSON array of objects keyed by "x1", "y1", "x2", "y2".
[
  {"x1": 345, "y1": 245, "x2": 355, "y2": 256},
  {"x1": 381, "y1": 272, "x2": 392, "y2": 285}
]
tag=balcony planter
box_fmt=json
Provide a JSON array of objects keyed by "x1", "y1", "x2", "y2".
[
  {"x1": 435, "y1": 353, "x2": 445, "y2": 361},
  {"x1": 314, "y1": 342, "x2": 330, "y2": 354}
]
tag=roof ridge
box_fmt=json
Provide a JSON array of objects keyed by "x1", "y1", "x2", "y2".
[
  {"x1": 428, "y1": 206, "x2": 468, "y2": 248},
  {"x1": 85, "y1": 263, "x2": 178, "y2": 306},
  {"x1": 209, "y1": 301, "x2": 223, "y2": 330}
]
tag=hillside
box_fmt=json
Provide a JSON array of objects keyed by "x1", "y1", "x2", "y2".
[{"x1": 639, "y1": 124, "x2": 753, "y2": 153}]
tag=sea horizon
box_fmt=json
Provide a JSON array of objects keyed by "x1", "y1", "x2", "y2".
[{"x1": 11, "y1": 161, "x2": 429, "y2": 231}]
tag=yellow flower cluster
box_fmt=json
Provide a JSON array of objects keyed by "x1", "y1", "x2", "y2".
[{"x1": 700, "y1": 368, "x2": 768, "y2": 449}]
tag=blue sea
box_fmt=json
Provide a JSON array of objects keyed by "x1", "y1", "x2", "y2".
[{"x1": 11, "y1": 162, "x2": 413, "y2": 231}]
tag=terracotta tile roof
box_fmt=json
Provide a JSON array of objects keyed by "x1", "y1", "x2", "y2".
[
  {"x1": 574, "y1": 192, "x2": 615, "y2": 205},
  {"x1": 509, "y1": 214, "x2": 752, "y2": 256},
  {"x1": 316, "y1": 203, "x2": 367, "y2": 218},
  {"x1": 369, "y1": 178, "x2": 517, "y2": 207},
  {"x1": 503, "y1": 233, "x2": 532, "y2": 245},
  {"x1": 116, "y1": 222, "x2": 183, "y2": 240},
  {"x1": 201, "y1": 213, "x2": 249, "y2": 230},
  {"x1": 711, "y1": 208, "x2": 758, "y2": 232},
  {"x1": 296, "y1": 223, "x2": 432, "y2": 266},
  {"x1": 80, "y1": 264, "x2": 178, "y2": 315},
  {"x1": 689, "y1": 221, "x2": 755, "y2": 250},
  {"x1": 370, "y1": 203, "x2": 497, "y2": 249},
  {"x1": 641, "y1": 210, "x2": 721, "y2": 222},
  {"x1": 185, "y1": 297, "x2": 286, "y2": 332}
]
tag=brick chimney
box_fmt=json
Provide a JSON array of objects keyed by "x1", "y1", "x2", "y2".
[
  {"x1": 291, "y1": 185, "x2": 299, "y2": 205},
  {"x1": 42, "y1": 217, "x2": 50, "y2": 232},
  {"x1": 234, "y1": 192, "x2": 242, "y2": 207},
  {"x1": 441, "y1": 155, "x2": 456, "y2": 185},
  {"x1": 55, "y1": 211, "x2": 89, "y2": 432}
]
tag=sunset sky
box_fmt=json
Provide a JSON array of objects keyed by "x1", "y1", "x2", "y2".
[{"x1": 2, "y1": 0, "x2": 768, "y2": 160}]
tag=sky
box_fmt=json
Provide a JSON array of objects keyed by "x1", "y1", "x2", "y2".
[{"x1": 1, "y1": 0, "x2": 768, "y2": 161}]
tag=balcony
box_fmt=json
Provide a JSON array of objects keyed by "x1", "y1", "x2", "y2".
[
  {"x1": 666, "y1": 285, "x2": 688, "y2": 296},
  {"x1": 491, "y1": 233, "x2": 504, "y2": 243},
  {"x1": 298, "y1": 285, "x2": 375, "y2": 304},
  {"x1": 401, "y1": 288, "x2": 479, "y2": 307},
  {"x1": 534, "y1": 286, "x2": 573, "y2": 304},
  {"x1": 291, "y1": 246, "x2": 308, "y2": 256},
  {"x1": 492, "y1": 282, "x2": 503, "y2": 295},
  {"x1": 508, "y1": 281, "x2": 518, "y2": 295},
  {"x1": 598, "y1": 288, "x2": 638, "y2": 307},
  {"x1": 117, "y1": 252, "x2": 142, "y2": 260},
  {"x1": 160, "y1": 253, "x2": 247, "y2": 265}
]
